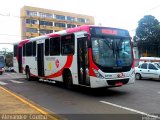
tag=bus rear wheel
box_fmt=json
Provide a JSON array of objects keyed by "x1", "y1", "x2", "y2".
[
  {"x1": 63, "y1": 70, "x2": 73, "y2": 90},
  {"x1": 26, "y1": 68, "x2": 32, "y2": 81}
]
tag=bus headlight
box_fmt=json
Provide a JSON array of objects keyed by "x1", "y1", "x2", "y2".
[{"x1": 93, "y1": 69, "x2": 104, "y2": 79}]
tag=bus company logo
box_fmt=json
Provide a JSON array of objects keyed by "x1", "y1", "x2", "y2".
[
  {"x1": 55, "y1": 59, "x2": 59, "y2": 68},
  {"x1": 117, "y1": 73, "x2": 125, "y2": 78}
]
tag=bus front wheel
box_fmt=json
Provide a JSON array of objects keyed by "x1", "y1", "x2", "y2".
[{"x1": 63, "y1": 70, "x2": 73, "y2": 90}]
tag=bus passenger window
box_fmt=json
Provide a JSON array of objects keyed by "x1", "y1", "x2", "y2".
[
  {"x1": 50, "y1": 37, "x2": 60, "y2": 56},
  {"x1": 33, "y1": 41, "x2": 36, "y2": 56},
  {"x1": 61, "y1": 34, "x2": 75, "y2": 55},
  {"x1": 45, "y1": 39, "x2": 49, "y2": 56},
  {"x1": 26, "y1": 42, "x2": 33, "y2": 56},
  {"x1": 23, "y1": 44, "x2": 26, "y2": 56}
]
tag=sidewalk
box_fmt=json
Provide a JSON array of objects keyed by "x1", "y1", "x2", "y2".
[{"x1": 0, "y1": 86, "x2": 60, "y2": 120}]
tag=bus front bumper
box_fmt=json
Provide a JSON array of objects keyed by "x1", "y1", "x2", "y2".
[{"x1": 90, "y1": 76, "x2": 135, "y2": 88}]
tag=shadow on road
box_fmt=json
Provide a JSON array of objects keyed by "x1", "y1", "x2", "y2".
[
  {"x1": 137, "y1": 78, "x2": 160, "y2": 82},
  {"x1": 35, "y1": 80, "x2": 129, "y2": 97}
]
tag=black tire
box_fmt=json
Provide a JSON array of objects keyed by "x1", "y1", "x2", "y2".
[
  {"x1": 0, "y1": 72, "x2": 2, "y2": 75},
  {"x1": 26, "y1": 68, "x2": 32, "y2": 81},
  {"x1": 136, "y1": 73, "x2": 141, "y2": 80},
  {"x1": 63, "y1": 71, "x2": 73, "y2": 90}
]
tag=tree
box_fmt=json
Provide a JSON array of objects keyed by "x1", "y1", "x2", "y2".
[
  {"x1": 134, "y1": 15, "x2": 160, "y2": 57},
  {"x1": 135, "y1": 15, "x2": 159, "y2": 42},
  {"x1": 5, "y1": 52, "x2": 13, "y2": 67}
]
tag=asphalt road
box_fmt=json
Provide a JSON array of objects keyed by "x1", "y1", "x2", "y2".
[{"x1": 0, "y1": 72, "x2": 160, "y2": 120}]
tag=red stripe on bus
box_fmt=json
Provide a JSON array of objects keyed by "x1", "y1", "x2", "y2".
[
  {"x1": 16, "y1": 39, "x2": 29, "y2": 62},
  {"x1": 18, "y1": 39, "x2": 29, "y2": 47},
  {"x1": 88, "y1": 48, "x2": 98, "y2": 77},
  {"x1": 45, "y1": 55, "x2": 73, "y2": 79},
  {"x1": 46, "y1": 34, "x2": 60, "y2": 38},
  {"x1": 66, "y1": 25, "x2": 90, "y2": 34}
]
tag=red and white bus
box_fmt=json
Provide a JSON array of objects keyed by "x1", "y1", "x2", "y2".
[{"x1": 13, "y1": 25, "x2": 135, "y2": 88}]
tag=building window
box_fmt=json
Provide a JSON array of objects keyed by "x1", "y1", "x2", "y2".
[
  {"x1": 26, "y1": 11, "x2": 30, "y2": 16},
  {"x1": 26, "y1": 28, "x2": 38, "y2": 33},
  {"x1": 77, "y1": 18, "x2": 85, "y2": 23},
  {"x1": 39, "y1": 12, "x2": 53, "y2": 18},
  {"x1": 26, "y1": 10, "x2": 37, "y2": 16},
  {"x1": 50, "y1": 37, "x2": 60, "y2": 55},
  {"x1": 46, "y1": 13, "x2": 53, "y2": 18},
  {"x1": 61, "y1": 34, "x2": 75, "y2": 55},
  {"x1": 66, "y1": 16, "x2": 75, "y2": 21},
  {"x1": 67, "y1": 24, "x2": 76, "y2": 28},
  {"x1": 26, "y1": 19, "x2": 37, "y2": 24},
  {"x1": 39, "y1": 12, "x2": 45, "y2": 18},
  {"x1": 39, "y1": 21, "x2": 53, "y2": 26},
  {"x1": 86, "y1": 19, "x2": 90, "y2": 23},
  {"x1": 55, "y1": 15, "x2": 65, "y2": 20},
  {"x1": 54, "y1": 23, "x2": 66, "y2": 28},
  {"x1": 39, "y1": 29, "x2": 53, "y2": 35}
]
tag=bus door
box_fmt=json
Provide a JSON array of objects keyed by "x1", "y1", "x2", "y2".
[
  {"x1": 37, "y1": 43, "x2": 45, "y2": 77},
  {"x1": 18, "y1": 47, "x2": 22, "y2": 73},
  {"x1": 77, "y1": 37, "x2": 90, "y2": 86}
]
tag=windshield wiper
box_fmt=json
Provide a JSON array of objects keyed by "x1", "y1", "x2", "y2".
[
  {"x1": 115, "y1": 41, "x2": 120, "y2": 57},
  {"x1": 115, "y1": 41, "x2": 124, "y2": 67}
]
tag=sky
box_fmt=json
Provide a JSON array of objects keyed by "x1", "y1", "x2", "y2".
[{"x1": 0, "y1": 0, "x2": 160, "y2": 52}]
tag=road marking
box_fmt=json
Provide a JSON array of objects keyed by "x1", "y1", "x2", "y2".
[
  {"x1": 9, "y1": 80, "x2": 23, "y2": 84},
  {"x1": 0, "y1": 86, "x2": 58, "y2": 120},
  {"x1": 0, "y1": 81, "x2": 7, "y2": 85},
  {"x1": 100, "y1": 101, "x2": 160, "y2": 119}
]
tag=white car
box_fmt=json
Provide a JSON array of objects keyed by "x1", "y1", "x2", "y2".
[{"x1": 135, "y1": 62, "x2": 160, "y2": 80}]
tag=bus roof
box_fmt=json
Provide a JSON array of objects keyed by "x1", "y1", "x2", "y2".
[{"x1": 18, "y1": 25, "x2": 130, "y2": 43}]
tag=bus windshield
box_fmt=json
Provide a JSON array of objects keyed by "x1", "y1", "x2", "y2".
[
  {"x1": 91, "y1": 36, "x2": 132, "y2": 67},
  {"x1": 0, "y1": 56, "x2": 5, "y2": 67}
]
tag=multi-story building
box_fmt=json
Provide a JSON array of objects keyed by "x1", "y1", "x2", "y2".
[{"x1": 20, "y1": 6, "x2": 95, "y2": 39}]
